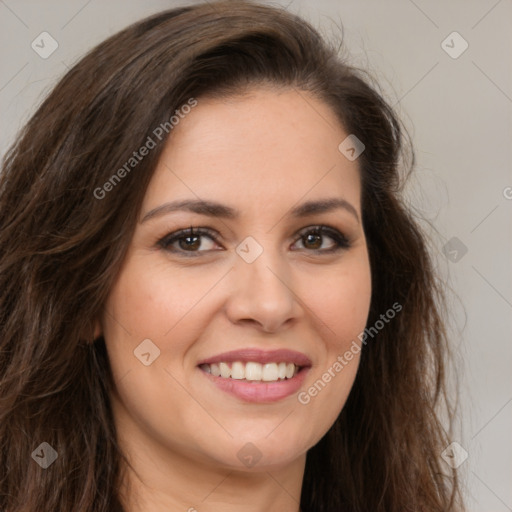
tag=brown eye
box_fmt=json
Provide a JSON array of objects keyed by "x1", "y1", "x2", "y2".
[
  {"x1": 178, "y1": 235, "x2": 202, "y2": 251},
  {"x1": 293, "y1": 226, "x2": 350, "y2": 253},
  {"x1": 159, "y1": 227, "x2": 221, "y2": 255},
  {"x1": 303, "y1": 232, "x2": 323, "y2": 250}
]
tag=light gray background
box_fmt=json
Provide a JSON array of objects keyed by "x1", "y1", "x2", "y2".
[{"x1": 1, "y1": 1, "x2": 511, "y2": 510}]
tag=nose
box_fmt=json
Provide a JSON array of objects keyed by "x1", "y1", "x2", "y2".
[{"x1": 224, "y1": 245, "x2": 301, "y2": 333}]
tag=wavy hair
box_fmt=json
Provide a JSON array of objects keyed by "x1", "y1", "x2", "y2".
[{"x1": 0, "y1": 1, "x2": 462, "y2": 510}]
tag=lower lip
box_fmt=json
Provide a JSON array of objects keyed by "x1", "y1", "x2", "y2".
[{"x1": 198, "y1": 366, "x2": 310, "y2": 403}]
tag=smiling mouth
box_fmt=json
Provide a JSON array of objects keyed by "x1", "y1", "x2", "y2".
[{"x1": 198, "y1": 361, "x2": 302, "y2": 382}]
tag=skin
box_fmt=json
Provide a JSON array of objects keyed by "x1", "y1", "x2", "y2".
[{"x1": 96, "y1": 86, "x2": 372, "y2": 512}]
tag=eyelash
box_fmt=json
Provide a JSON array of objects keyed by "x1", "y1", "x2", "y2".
[{"x1": 158, "y1": 225, "x2": 351, "y2": 257}]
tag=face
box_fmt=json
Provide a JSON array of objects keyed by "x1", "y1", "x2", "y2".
[{"x1": 98, "y1": 87, "x2": 372, "y2": 473}]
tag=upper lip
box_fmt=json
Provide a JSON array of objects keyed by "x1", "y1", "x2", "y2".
[{"x1": 197, "y1": 348, "x2": 312, "y2": 367}]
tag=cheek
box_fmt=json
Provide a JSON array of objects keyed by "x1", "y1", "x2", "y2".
[
  {"x1": 106, "y1": 258, "x2": 218, "y2": 338},
  {"x1": 292, "y1": 258, "x2": 371, "y2": 443},
  {"x1": 102, "y1": 258, "x2": 230, "y2": 380},
  {"x1": 305, "y1": 255, "x2": 372, "y2": 348}
]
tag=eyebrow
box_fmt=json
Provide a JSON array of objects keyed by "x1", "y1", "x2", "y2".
[{"x1": 141, "y1": 197, "x2": 360, "y2": 224}]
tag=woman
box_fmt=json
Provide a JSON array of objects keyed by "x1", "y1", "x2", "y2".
[{"x1": 0, "y1": 1, "x2": 463, "y2": 510}]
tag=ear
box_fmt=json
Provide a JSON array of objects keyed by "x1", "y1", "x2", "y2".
[{"x1": 93, "y1": 320, "x2": 102, "y2": 340}]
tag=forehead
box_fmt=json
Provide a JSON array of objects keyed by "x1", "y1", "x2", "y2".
[{"x1": 143, "y1": 87, "x2": 362, "y2": 214}]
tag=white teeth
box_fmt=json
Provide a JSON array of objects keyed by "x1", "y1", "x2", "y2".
[
  {"x1": 262, "y1": 363, "x2": 278, "y2": 381},
  {"x1": 219, "y1": 362, "x2": 231, "y2": 378},
  {"x1": 200, "y1": 361, "x2": 301, "y2": 382},
  {"x1": 231, "y1": 361, "x2": 245, "y2": 380},
  {"x1": 245, "y1": 362, "x2": 262, "y2": 381}
]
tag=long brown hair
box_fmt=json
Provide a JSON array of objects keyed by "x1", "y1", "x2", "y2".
[{"x1": 0, "y1": 1, "x2": 462, "y2": 510}]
